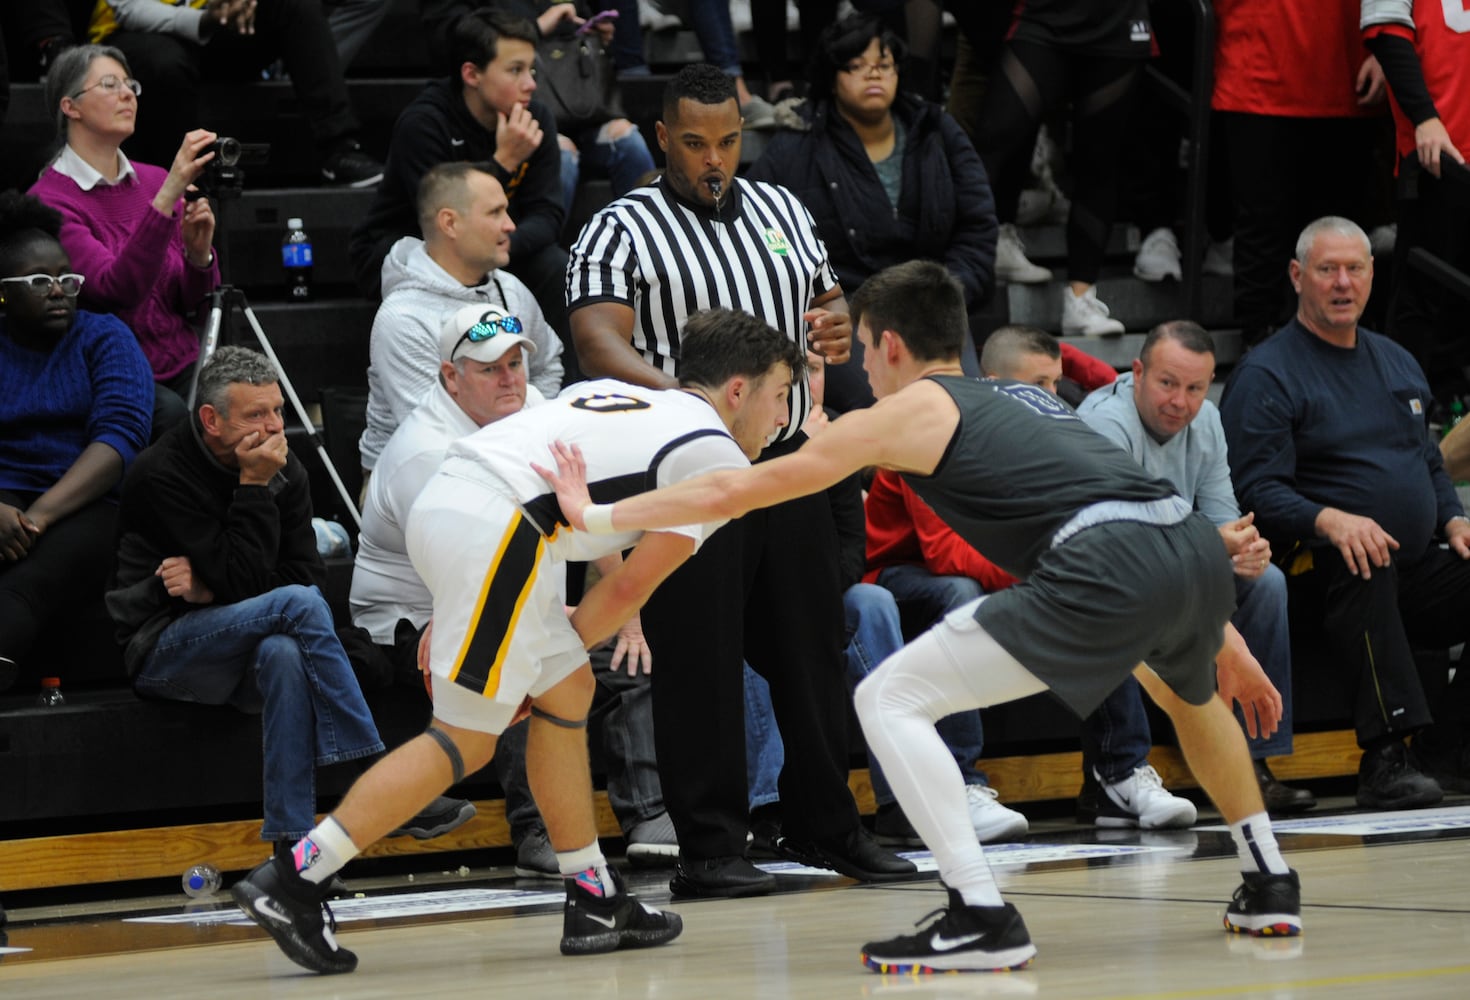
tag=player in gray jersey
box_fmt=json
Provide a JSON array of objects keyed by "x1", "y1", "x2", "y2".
[
  {"x1": 538, "y1": 261, "x2": 1304, "y2": 974},
  {"x1": 229, "y1": 310, "x2": 802, "y2": 977}
]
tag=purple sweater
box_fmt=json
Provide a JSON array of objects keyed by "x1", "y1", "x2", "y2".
[{"x1": 29, "y1": 162, "x2": 219, "y2": 382}]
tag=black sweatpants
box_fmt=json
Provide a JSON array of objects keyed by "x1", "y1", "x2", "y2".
[
  {"x1": 640, "y1": 433, "x2": 860, "y2": 860},
  {"x1": 1291, "y1": 544, "x2": 1470, "y2": 747}
]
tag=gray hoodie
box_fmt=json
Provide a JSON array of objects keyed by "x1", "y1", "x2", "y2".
[{"x1": 359, "y1": 237, "x2": 564, "y2": 470}]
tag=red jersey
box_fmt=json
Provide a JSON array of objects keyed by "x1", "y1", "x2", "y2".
[
  {"x1": 1363, "y1": 0, "x2": 1470, "y2": 159},
  {"x1": 1213, "y1": 0, "x2": 1375, "y2": 117}
]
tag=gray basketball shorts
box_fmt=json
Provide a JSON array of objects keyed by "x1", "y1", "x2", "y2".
[{"x1": 974, "y1": 512, "x2": 1235, "y2": 717}]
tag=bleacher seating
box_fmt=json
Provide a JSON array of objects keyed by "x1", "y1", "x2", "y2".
[{"x1": 0, "y1": 3, "x2": 1364, "y2": 895}]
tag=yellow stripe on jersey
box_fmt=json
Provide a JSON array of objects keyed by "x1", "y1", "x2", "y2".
[{"x1": 449, "y1": 513, "x2": 544, "y2": 698}]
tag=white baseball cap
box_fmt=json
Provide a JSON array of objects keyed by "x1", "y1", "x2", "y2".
[{"x1": 438, "y1": 304, "x2": 537, "y2": 364}]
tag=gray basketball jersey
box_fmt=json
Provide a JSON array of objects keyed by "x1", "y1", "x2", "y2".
[{"x1": 901, "y1": 376, "x2": 1180, "y2": 578}]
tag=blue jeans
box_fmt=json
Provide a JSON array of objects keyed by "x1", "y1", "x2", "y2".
[
  {"x1": 684, "y1": 0, "x2": 742, "y2": 76},
  {"x1": 744, "y1": 663, "x2": 783, "y2": 811},
  {"x1": 861, "y1": 572, "x2": 990, "y2": 802},
  {"x1": 561, "y1": 127, "x2": 659, "y2": 212},
  {"x1": 1084, "y1": 566, "x2": 1297, "y2": 781},
  {"x1": 591, "y1": 643, "x2": 666, "y2": 833},
  {"x1": 134, "y1": 585, "x2": 384, "y2": 840},
  {"x1": 582, "y1": 126, "x2": 657, "y2": 197}
]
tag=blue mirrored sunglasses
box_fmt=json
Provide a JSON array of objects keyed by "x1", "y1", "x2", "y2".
[{"x1": 452, "y1": 313, "x2": 524, "y2": 360}]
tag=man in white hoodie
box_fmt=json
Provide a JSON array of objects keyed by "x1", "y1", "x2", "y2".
[{"x1": 359, "y1": 161, "x2": 564, "y2": 480}]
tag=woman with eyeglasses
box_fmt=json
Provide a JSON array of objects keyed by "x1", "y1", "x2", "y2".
[
  {"x1": 0, "y1": 190, "x2": 153, "y2": 693},
  {"x1": 28, "y1": 43, "x2": 220, "y2": 439},
  {"x1": 745, "y1": 13, "x2": 998, "y2": 413}
]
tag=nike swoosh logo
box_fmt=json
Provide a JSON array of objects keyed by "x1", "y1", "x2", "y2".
[
  {"x1": 585, "y1": 912, "x2": 618, "y2": 929},
  {"x1": 929, "y1": 932, "x2": 984, "y2": 952},
  {"x1": 253, "y1": 898, "x2": 292, "y2": 927},
  {"x1": 450, "y1": 138, "x2": 466, "y2": 147}
]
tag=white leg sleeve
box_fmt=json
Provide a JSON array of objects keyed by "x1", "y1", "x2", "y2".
[{"x1": 854, "y1": 600, "x2": 1048, "y2": 901}]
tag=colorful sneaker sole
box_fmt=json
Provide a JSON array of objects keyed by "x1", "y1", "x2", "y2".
[
  {"x1": 1224, "y1": 914, "x2": 1303, "y2": 937},
  {"x1": 860, "y1": 947, "x2": 1036, "y2": 974}
]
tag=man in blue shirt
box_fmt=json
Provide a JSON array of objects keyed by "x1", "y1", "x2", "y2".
[{"x1": 1221, "y1": 216, "x2": 1470, "y2": 809}]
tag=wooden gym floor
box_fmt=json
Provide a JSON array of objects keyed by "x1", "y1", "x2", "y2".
[{"x1": 4, "y1": 795, "x2": 1470, "y2": 998}]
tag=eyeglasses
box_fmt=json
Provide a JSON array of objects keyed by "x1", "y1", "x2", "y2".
[
  {"x1": 1, "y1": 273, "x2": 86, "y2": 296},
  {"x1": 451, "y1": 313, "x2": 524, "y2": 360},
  {"x1": 840, "y1": 59, "x2": 897, "y2": 78},
  {"x1": 72, "y1": 74, "x2": 143, "y2": 99}
]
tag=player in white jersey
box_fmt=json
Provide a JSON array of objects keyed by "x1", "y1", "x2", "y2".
[{"x1": 229, "y1": 309, "x2": 804, "y2": 977}]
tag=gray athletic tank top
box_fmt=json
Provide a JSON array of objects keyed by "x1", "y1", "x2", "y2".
[{"x1": 901, "y1": 375, "x2": 1180, "y2": 578}]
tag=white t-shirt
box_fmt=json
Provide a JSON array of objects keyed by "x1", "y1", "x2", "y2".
[{"x1": 350, "y1": 381, "x2": 544, "y2": 642}]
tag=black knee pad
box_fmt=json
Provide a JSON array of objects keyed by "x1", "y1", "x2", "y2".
[
  {"x1": 425, "y1": 725, "x2": 466, "y2": 784},
  {"x1": 530, "y1": 705, "x2": 588, "y2": 730}
]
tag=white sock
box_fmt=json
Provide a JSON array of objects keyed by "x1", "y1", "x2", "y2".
[
  {"x1": 953, "y1": 867, "x2": 1006, "y2": 909},
  {"x1": 558, "y1": 840, "x2": 617, "y2": 897},
  {"x1": 292, "y1": 816, "x2": 359, "y2": 885},
  {"x1": 1230, "y1": 812, "x2": 1289, "y2": 875}
]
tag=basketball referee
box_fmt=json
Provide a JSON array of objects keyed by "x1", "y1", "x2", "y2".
[{"x1": 567, "y1": 63, "x2": 914, "y2": 896}]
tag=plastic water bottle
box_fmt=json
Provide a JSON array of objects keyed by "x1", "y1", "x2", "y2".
[
  {"x1": 36, "y1": 677, "x2": 65, "y2": 707},
  {"x1": 282, "y1": 217, "x2": 313, "y2": 301},
  {"x1": 1444, "y1": 398, "x2": 1465, "y2": 439},
  {"x1": 182, "y1": 863, "x2": 222, "y2": 898}
]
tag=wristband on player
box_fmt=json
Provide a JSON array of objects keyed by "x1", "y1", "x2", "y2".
[{"x1": 583, "y1": 503, "x2": 617, "y2": 533}]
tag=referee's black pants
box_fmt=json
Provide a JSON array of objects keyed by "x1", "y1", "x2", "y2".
[{"x1": 640, "y1": 434, "x2": 862, "y2": 860}]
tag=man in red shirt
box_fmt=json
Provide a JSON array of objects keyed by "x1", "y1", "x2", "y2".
[{"x1": 1362, "y1": 0, "x2": 1470, "y2": 405}]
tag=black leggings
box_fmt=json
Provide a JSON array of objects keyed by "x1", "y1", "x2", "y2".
[{"x1": 974, "y1": 41, "x2": 1143, "y2": 285}]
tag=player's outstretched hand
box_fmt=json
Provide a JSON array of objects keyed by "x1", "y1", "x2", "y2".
[
  {"x1": 1215, "y1": 625, "x2": 1282, "y2": 740},
  {"x1": 532, "y1": 440, "x2": 593, "y2": 531},
  {"x1": 610, "y1": 612, "x2": 653, "y2": 676}
]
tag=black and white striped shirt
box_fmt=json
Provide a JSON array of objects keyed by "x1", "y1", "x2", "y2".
[{"x1": 567, "y1": 176, "x2": 840, "y2": 443}]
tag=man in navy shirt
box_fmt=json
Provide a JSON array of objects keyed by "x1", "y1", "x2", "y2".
[{"x1": 1221, "y1": 216, "x2": 1470, "y2": 809}]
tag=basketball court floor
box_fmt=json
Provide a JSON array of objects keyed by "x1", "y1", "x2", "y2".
[{"x1": 4, "y1": 797, "x2": 1470, "y2": 998}]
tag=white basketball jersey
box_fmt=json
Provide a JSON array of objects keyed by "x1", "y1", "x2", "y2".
[{"x1": 438, "y1": 379, "x2": 749, "y2": 561}]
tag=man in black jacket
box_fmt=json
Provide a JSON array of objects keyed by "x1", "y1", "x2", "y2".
[
  {"x1": 107, "y1": 347, "x2": 469, "y2": 860},
  {"x1": 348, "y1": 8, "x2": 573, "y2": 373}
]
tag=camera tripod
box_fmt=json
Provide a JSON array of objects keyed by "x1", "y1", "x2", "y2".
[{"x1": 189, "y1": 285, "x2": 362, "y2": 529}]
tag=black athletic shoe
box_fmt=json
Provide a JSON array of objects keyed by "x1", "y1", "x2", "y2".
[
  {"x1": 1223, "y1": 869, "x2": 1302, "y2": 937},
  {"x1": 388, "y1": 796, "x2": 477, "y2": 839},
  {"x1": 231, "y1": 854, "x2": 358, "y2": 975},
  {"x1": 1412, "y1": 732, "x2": 1470, "y2": 794},
  {"x1": 561, "y1": 867, "x2": 683, "y2": 956},
  {"x1": 778, "y1": 827, "x2": 917, "y2": 882},
  {"x1": 860, "y1": 890, "x2": 1036, "y2": 974},
  {"x1": 669, "y1": 854, "x2": 775, "y2": 898},
  {"x1": 1356, "y1": 741, "x2": 1442, "y2": 810}
]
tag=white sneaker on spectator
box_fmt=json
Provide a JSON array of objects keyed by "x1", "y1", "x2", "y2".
[
  {"x1": 1203, "y1": 237, "x2": 1234, "y2": 276},
  {"x1": 1061, "y1": 285, "x2": 1125, "y2": 336},
  {"x1": 966, "y1": 785, "x2": 1029, "y2": 843},
  {"x1": 1095, "y1": 764, "x2": 1197, "y2": 829},
  {"x1": 740, "y1": 96, "x2": 778, "y2": 130},
  {"x1": 1134, "y1": 227, "x2": 1182, "y2": 282},
  {"x1": 996, "y1": 224, "x2": 1053, "y2": 284}
]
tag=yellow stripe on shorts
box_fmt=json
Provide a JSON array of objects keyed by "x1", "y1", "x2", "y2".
[{"x1": 448, "y1": 513, "x2": 545, "y2": 697}]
